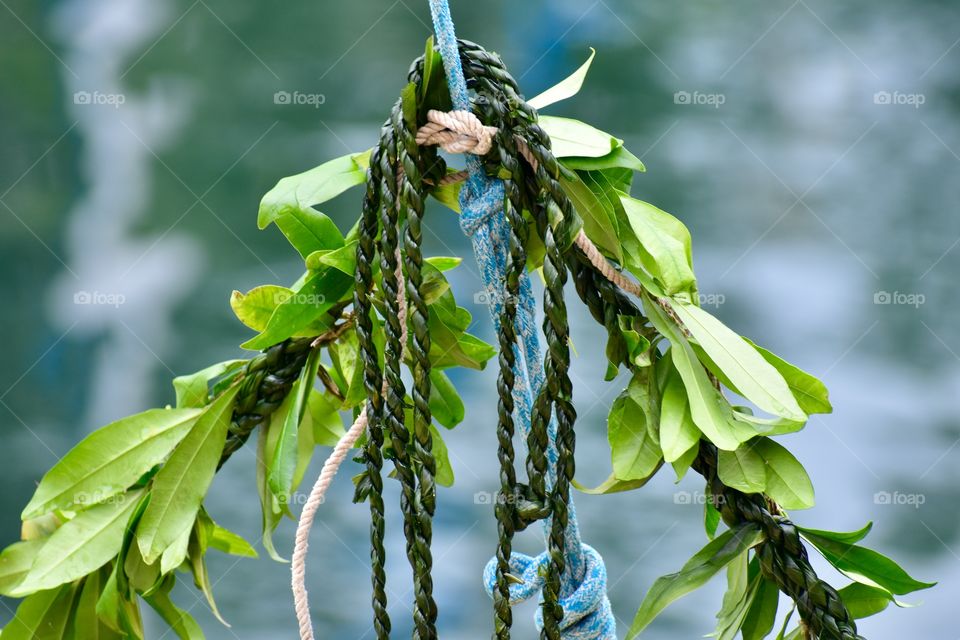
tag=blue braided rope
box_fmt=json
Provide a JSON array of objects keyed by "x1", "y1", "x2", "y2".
[{"x1": 426, "y1": 2, "x2": 615, "y2": 637}]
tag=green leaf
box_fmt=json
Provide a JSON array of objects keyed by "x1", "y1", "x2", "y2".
[
  {"x1": 256, "y1": 421, "x2": 285, "y2": 563},
  {"x1": 242, "y1": 268, "x2": 352, "y2": 350},
  {"x1": 160, "y1": 526, "x2": 191, "y2": 575},
  {"x1": 660, "y1": 365, "x2": 701, "y2": 462},
  {"x1": 714, "y1": 550, "x2": 754, "y2": 640},
  {"x1": 671, "y1": 302, "x2": 805, "y2": 422},
  {"x1": 23, "y1": 409, "x2": 201, "y2": 520},
  {"x1": 704, "y1": 501, "x2": 721, "y2": 539},
  {"x1": 796, "y1": 522, "x2": 873, "y2": 546},
  {"x1": 269, "y1": 348, "x2": 321, "y2": 502},
  {"x1": 1, "y1": 583, "x2": 77, "y2": 640},
  {"x1": 144, "y1": 577, "x2": 205, "y2": 640},
  {"x1": 305, "y1": 241, "x2": 358, "y2": 275},
  {"x1": 800, "y1": 531, "x2": 935, "y2": 595},
  {"x1": 836, "y1": 582, "x2": 900, "y2": 619},
  {"x1": 745, "y1": 339, "x2": 832, "y2": 415},
  {"x1": 429, "y1": 370, "x2": 465, "y2": 429},
  {"x1": 527, "y1": 48, "x2": 596, "y2": 110},
  {"x1": 718, "y1": 445, "x2": 766, "y2": 494},
  {"x1": 561, "y1": 145, "x2": 646, "y2": 173},
  {"x1": 208, "y1": 524, "x2": 258, "y2": 559},
  {"x1": 230, "y1": 286, "x2": 298, "y2": 333},
  {"x1": 308, "y1": 391, "x2": 347, "y2": 447},
  {"x1": 573, "y1": 469, "x2": 661, "y2": 495},
  {"x1": 0, "y1": 540, "x2": 43, "y2": 596},
  {"x1": 627, "y1": 523, "x2": 764, "y2": 637},
  {"x1": 608, "y1": 369, "x2": 662, "y2": 481},
  {"x1": 187, "y1": 520, "x2": 228, "y2": 626},
  {"x1": 258, "y1": 153, "x2": 365, "y2": 256},
  {"x1": 69, "y1": 568, "x2": 123, "y2": 640},
  {"x1": 425, "y1": 256, "x2": 461, "y2": 272},
  {"x1": 560, "y1": 171, "x2": 622, "y2": 262},
  {"x1": 137, "y1": 386, "x2": 241, "y2": 563},
  {"x1": 671, "y1": 442, "x2": 698, "y2": 482},
  {"x1": 539, "y1": 116, "x2": 618, "y2": 158},
  {"x1": 95, "y1": 566, "x2": 145, "y2": 637},
  {"x1": 174, "y1": 363, "x2": 245, "y2": 409},
  {"x1": 741, "y1": 575, "x2": 779, "y2": 640},
  {"x1": 15, "y1": 490, "x2": 144, "y2": 595},
  {"x1": 620, "y1": 197, "x2": 696, "y2": 295},
  {"x1": 430, "y1": 424, "x2": 455, "y2": 488},
  {"x1": 645, "y1": 298, "x2": 743, "y2": 450},
  {"x1": 753, "y1": 437, "x2": 815, "y2": 510}
]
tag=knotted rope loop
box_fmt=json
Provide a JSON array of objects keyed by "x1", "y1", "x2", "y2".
[
  {"x1": 417, "y1": 109, "x2": 498, "y2": 155},
  {"x1": 482, "y1": 545, "x2": 615, "y2": 640}
]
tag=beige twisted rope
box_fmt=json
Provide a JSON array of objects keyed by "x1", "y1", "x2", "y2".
[
  {"x1": 293, "y1": 256, "x2": 408, "y2": 640},
  {"x1": 292, "y1": 109, "x2": 646, "y2": 640}
]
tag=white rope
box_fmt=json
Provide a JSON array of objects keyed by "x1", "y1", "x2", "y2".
[{"x1": 293, "y1": 255, "x2": 408, "y2": 640}]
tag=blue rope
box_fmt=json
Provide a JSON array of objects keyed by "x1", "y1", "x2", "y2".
[{"x1": 426, "y1": 2, "x2": 615, "y2": 637}]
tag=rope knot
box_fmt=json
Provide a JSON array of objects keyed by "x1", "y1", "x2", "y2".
[
  {"x1": 483, "y1": 545, "x2": 616, "y2": 639},
  {"x1": 417, "y1": 109, "x2": 498, "y2": 156}
]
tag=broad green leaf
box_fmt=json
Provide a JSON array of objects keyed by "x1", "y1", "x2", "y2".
[
  {"x1": 305, "y1": 241, "x2": 358, "y2": 275},
  {"x1": 608, "y1": 371, "x2": 662, "y2": 481},
  {"x1": 800, "y1": 531, "x2": 935, "y2": 595},
  {"x1": 671, "y1": 442, "x2": 698, "y2": 482},
  {"x1": 269, "y1": 348, "x2": 321, "y2": 502},
  {"x1": 208, "y1": 524, "x2": 258, "y2": 559},
  {"x1": 427, "y1": 292, "x2": 496, "y2": 370},
  {"x1": 123, "y1": 533, "x2": 161, "y2": 596},
  {"x1": 187, "y1": 521, "x2": 228, "y2": 626},
  {"x1": 256, "y1": 422, "x2": 285, "y2": 563},
  {"x1": 308, "y1": 391, "x2": 347, "y2": 447},
  {"x1": 718, "y1": 445, "x2": 766, "y2": 494},
  {"x1": 419, "y1": 37, "x2": 453, "y2": 115},
  {"x1": 714, "y1": 551, "x2": 754, "y2": 640},
  {"x1": 836, "y1": 582, "x2": 900, "y2": 619},
  {"x1": 741, "y1": 575, "x2": 779, "y2": 640},
  {"x1": 174, "y1": 362, "x2": 245, "y2": 409},
  {"x1": 796, "y1": 522, "x2": 873, "y2": 546},
  {"x1": 539, "y1": 116, "x2": 618, "y2": 158},
  {"x1": 671, "y1": 302, "x2": 805, "y2": 422},
  {"x1": 241, "y1": 268, "x2": 352, "y2": 350},
  {"x1": 430, "y1": 176, "x2": 462, "y2": 212},
  {"x1": 429, "y1": 370, "x2": 465, "y2": 429},
  {"x1": 0, "y1": 540, "x2": 43, "y2": 596},
  {"x1": 561, "y1": 145, "x2": 646, "y2": 173},
  {"x1": 160, "y1": 526, "x2": 191, "y2": 575},
  {"x1": 23, "y1": 409, "x2": 201, "y2": 520},
  {"x1": 431, "y1": 424, "x2": 455, "y2": 488},
  {"x1": 144, "y1": 578, "x2": 205, "y2": 640},
  {"x1": 704, "y1": 501, "x2": 721, "y2": 539},
  {"x1": 1, "y1": 583, "x2": 77, "y2": 640},
  {"x1": 527, "y1": 48, "x2": 596, "y2": 110},
  {"x1": 69, "y1": 568, "x2": 122, "y2": 640},
  {"x1": 621, "y1": 197, "x2": 696, "y2": 295},
  {"x1": 746, "y1": 338, "x2": 832, "y2": 415},
  {"x1": 328, "y1": 327, "x2": 366, "y2": 409},
  {"x1": 15, "y1": 490, "x2": 143, "y2": 595},
  {"x1": 753, "y1": 438, "x2": 815, "y2": 510},
  {"x1": 137, "y1": 386, "x2": 241, "y2": 563},
  {"x1": 660, "y1": 366, "x2": 701, "y2": 462},
  {"x1": 95, "y1": 566, "x2": 140, "y2": 636},
  {"x1": 258, "y1": 153, "x2": 365, "y2": 255},
  {"x1": 425, "y1": 256, "x2": 461, "y2": 272},
  {"x1": 230, "y1": 286, "x2": 295, "y2": 333},
  {"x1": 560, "y1": 171, "x2": 622, "y2": 262},
  {"x1": 573, "y1": 468, "x2": 661, "y2": 495},
  {"x1": 645, "y1": 298, "x2": 742, "y2": 450},
  {"x1": 627, "y1": 523, "x2": 764, "y2": 637}
]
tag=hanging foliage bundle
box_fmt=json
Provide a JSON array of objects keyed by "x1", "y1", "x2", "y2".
[{"x1": 0, "y1": 3, "x2": 933, "y2": 640}]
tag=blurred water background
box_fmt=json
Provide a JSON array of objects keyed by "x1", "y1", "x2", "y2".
[{"x1": 1, "y1": 0, "x2": 958, "y2": 637}]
